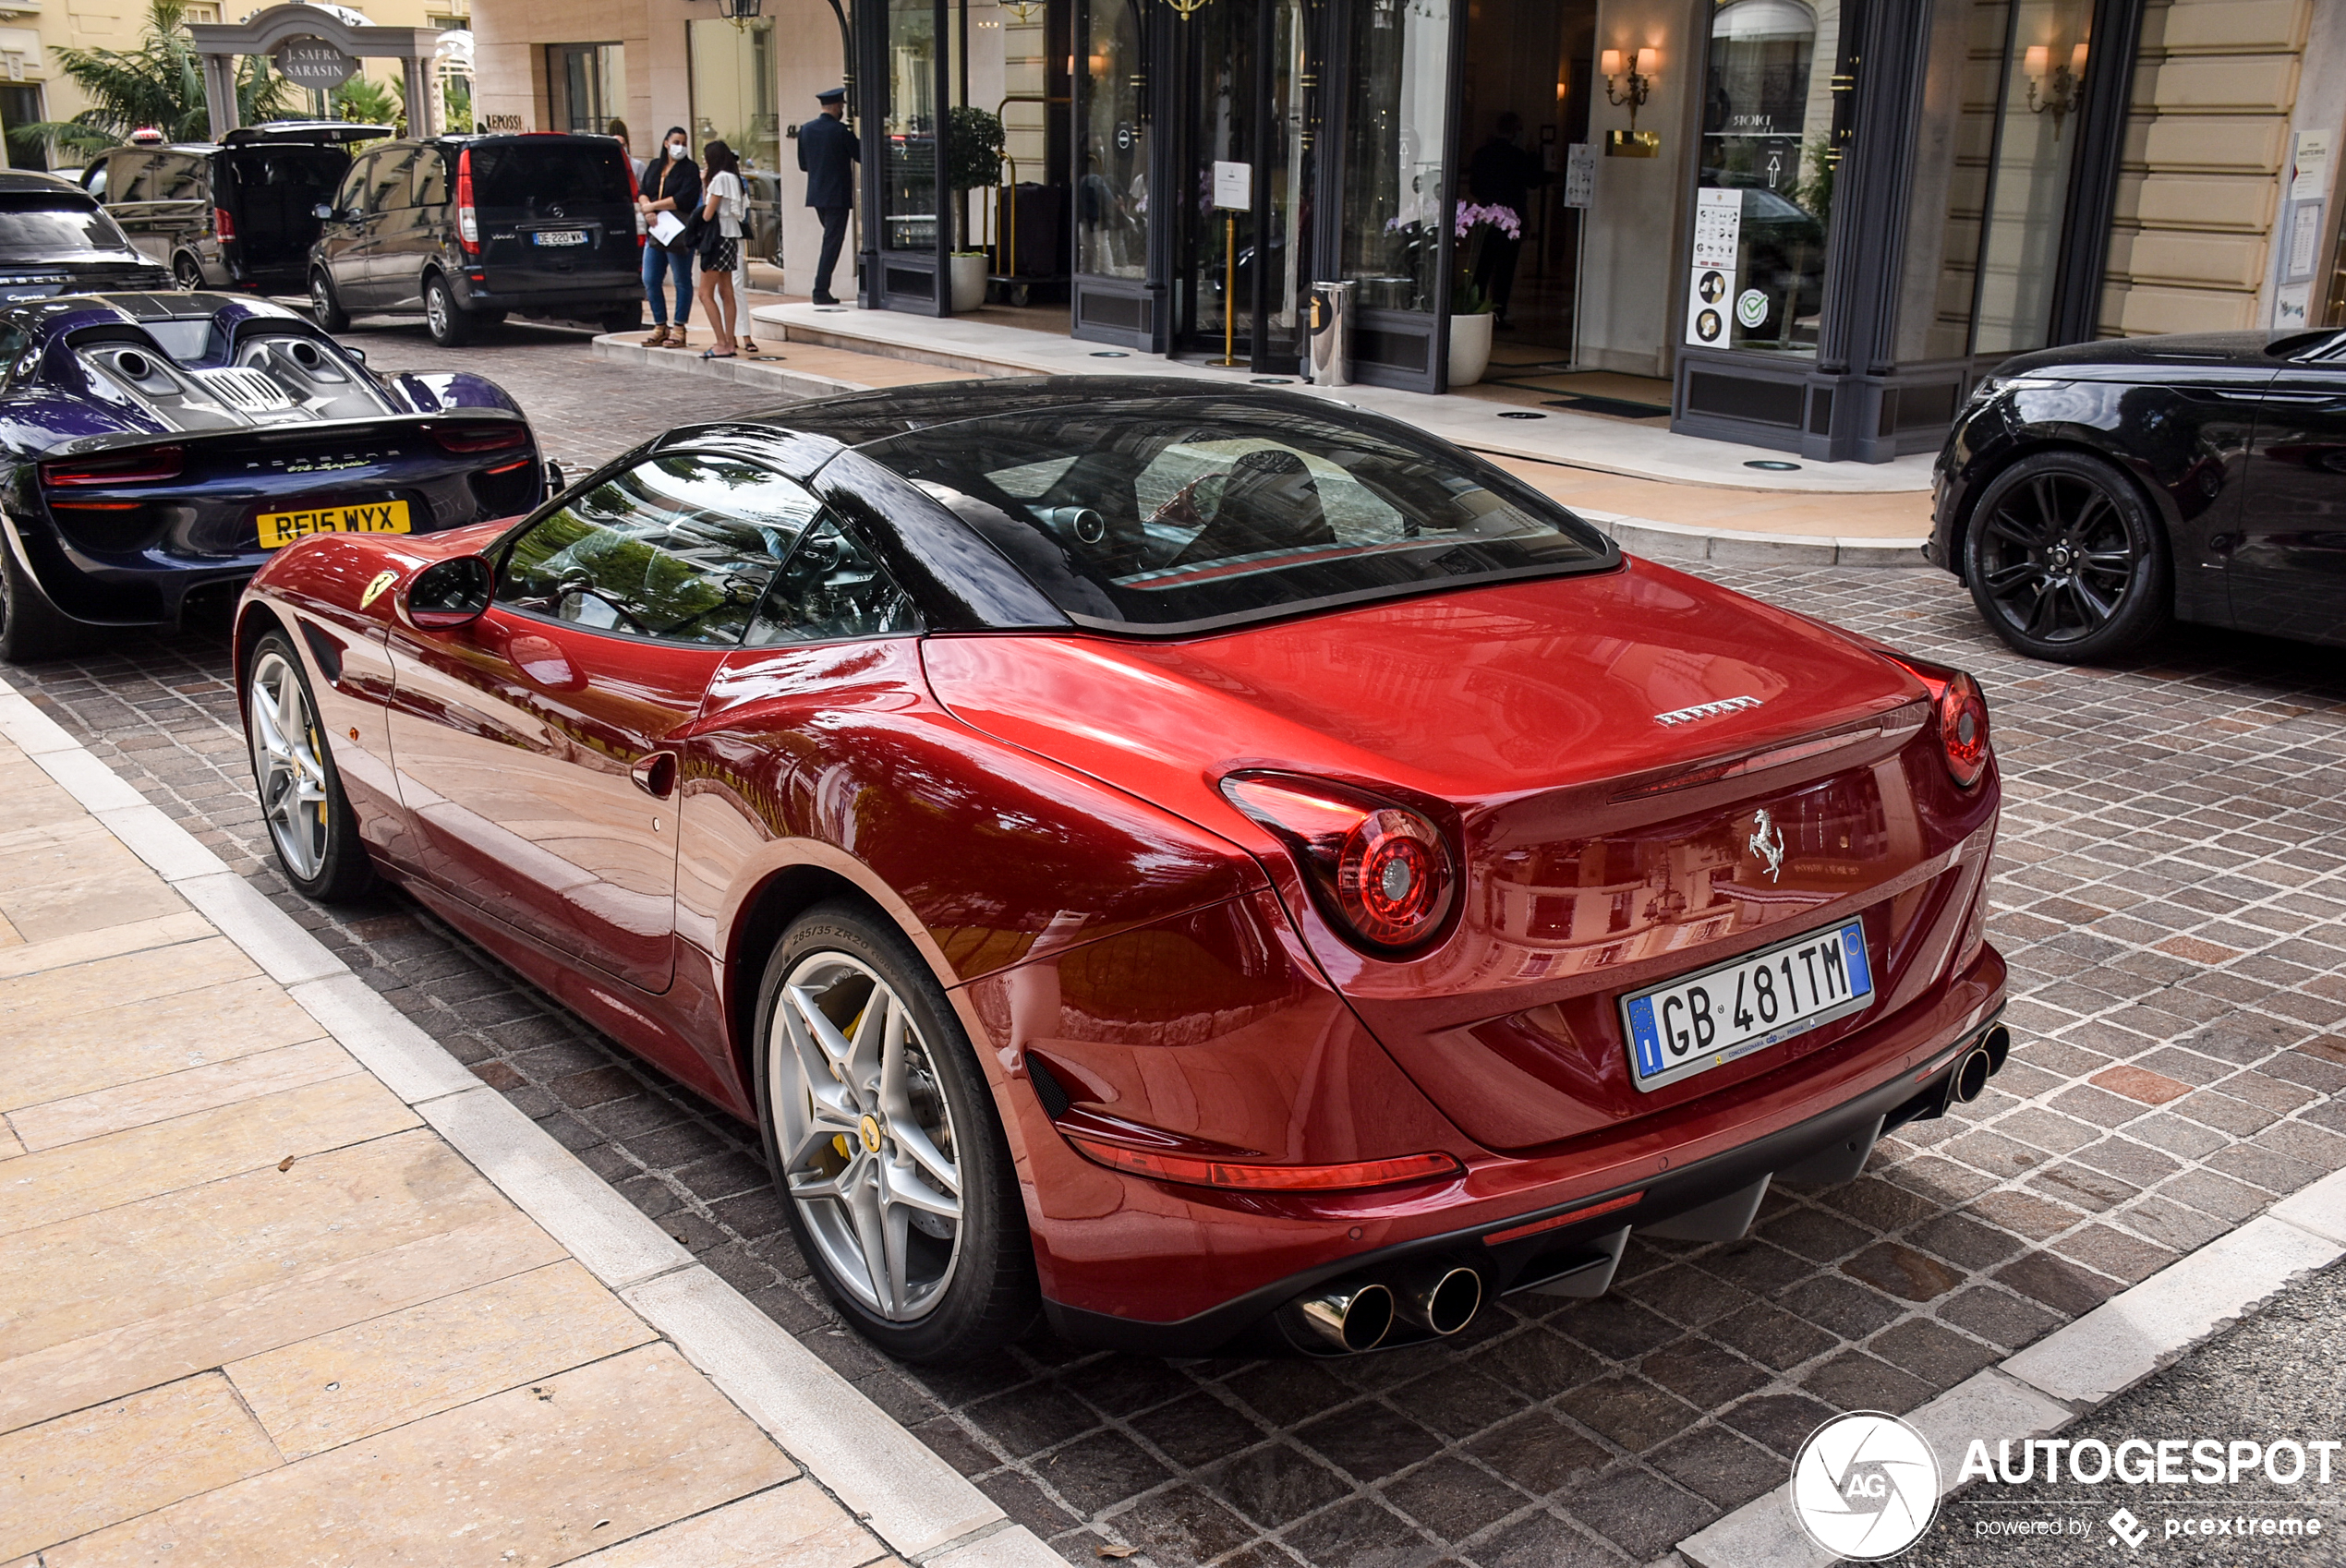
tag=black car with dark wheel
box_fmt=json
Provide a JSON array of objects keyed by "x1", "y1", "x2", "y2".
[{"x1": 1929, "y1": 329, "x2": 2346, "y2": 660}]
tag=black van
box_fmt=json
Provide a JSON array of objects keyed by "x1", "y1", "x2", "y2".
[
  {"x1": 100, "y1": 122, "x2": 388, "y2": 294},
  {"x1": 308, "y1": 133, "x2": 645, "y2": 346}
]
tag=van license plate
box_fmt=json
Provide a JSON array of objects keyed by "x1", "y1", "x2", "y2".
[
  {"x1": 1620, "y1": 918, "x2": 1873, "y2": 1092},
  {"x1": 533, "y1": 229, "x2": 587, "y2": 247},
  {"x1": 257, "y1": 500, "x2": 411, "y2": 550}
]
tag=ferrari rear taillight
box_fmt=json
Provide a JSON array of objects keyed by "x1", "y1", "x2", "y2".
[
  {"x1": 1064, "y1": 1136, "x2": 1462, "y2": 1193},
  {"x1": 40, "y1": 445, "x2": 185, "y2": 487},
  {"x1": 1936, "y1": 670, "x2": 1990, "y2": 787},
  {"x1": 213, "y1": 206, "x2": 236, "y2": 242},
  {"x1": 1221, "y1": 771, "x2": 1457, "y2": 953},
  {"x1": 1878, "y1": 651, "x2": 1992, "y2": 789},
  {"x1": 427, "y1": 422, "x2": 528, "y2": 454},
  {"x1": 455, "y1": 149, "x2": 479, "y2": 255}
]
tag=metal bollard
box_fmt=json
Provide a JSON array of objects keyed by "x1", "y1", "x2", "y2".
[{"x1": 1308, "y1": 280, "x2": 1353, "y2": 388}]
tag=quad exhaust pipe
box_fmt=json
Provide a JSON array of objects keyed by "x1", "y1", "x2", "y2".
[
  {"x1": 1288, "y1": 1263, "x2": 1485, "y2": 1353},
  {"x1": 1290, "y1": 1280, "x2": 1396, "y2": 1353}
]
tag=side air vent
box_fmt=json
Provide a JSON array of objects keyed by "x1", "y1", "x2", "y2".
[{"x1": 187, "y1": 367, "x2": 297, "y2": 413}]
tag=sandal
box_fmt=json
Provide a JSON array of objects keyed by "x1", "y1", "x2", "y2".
[
  {"x1": 640, "y1": 325, "x2": 672, "y2": 347},
  {"x1": 738, "y1": 336, "x2": 759, "y2": 354},
  {"x1": 700, "y1": 347, "x2": 736, "y2": 359}
]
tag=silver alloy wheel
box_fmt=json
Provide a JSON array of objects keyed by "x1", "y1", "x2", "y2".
[
  {"x1": 426, "y1": 281, "x2": 451, "y2": 338},
  {"x1": 247, "y1": 649, "x2": 332, "y2": 882},
  {"x1": 770, "y1": 951, "x2": 962, "y2": 1321},
  {"x1": 174, "y1": 256, "x2": 203, "y2": 291},
  {"x1": 310, "y1": 272, "x2": 333, "y2": 318}
]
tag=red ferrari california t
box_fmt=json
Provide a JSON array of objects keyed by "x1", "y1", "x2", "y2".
[{"x1": 236, "y1": 378, "x2": 2009, "y2": 1363}]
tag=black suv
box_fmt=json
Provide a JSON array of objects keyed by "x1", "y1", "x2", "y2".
[
  {"x1": 308, "y1": 133, "x2": 644, "y2": 346},
  {"x1": 0, "y1": 170, "x2": 170, "y2": 299},
  {"x1": 98, "y1": 122, "x2": 385, "y2": 294}
]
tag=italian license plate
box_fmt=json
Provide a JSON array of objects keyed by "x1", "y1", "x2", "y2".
[
  {"x1": 257, "y1": 500, "x2": 411, "y2": 550},
  {"x1": 1621, "y1": 918, "x2": 1874, "y2": 1092},
  {"x1": 533, "y1": 228, "x2": 587, "y2": 247}
]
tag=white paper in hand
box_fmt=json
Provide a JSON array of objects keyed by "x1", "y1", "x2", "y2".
[{"x1": 649, "y1": 211, "x2": 685, "y2": 247}]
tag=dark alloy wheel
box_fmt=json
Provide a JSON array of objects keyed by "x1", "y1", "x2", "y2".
[
  {"x1": 173, "y1": 254, "x2": 205, "y2": 291},
  {"x1": 308, "y1": 269, "x2": 349, "y2": 333},
  {"x1": 1962, "y1": 450, "x2": 2171, "y2": 662},
  {"x1": 753, "y1": 900, "x2": 1037, "y2": 1363},
  {"x1": 244, "y1": 632, "x2": 376, "y2": 901}
]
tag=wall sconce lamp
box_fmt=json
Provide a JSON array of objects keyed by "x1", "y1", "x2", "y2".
[
  {"x1": 2025, "y1": 42, "x2": 2087, "y2": 139},
  {"x1": 1602, "y1": 47, "x2": 1660, "y2": 156}
]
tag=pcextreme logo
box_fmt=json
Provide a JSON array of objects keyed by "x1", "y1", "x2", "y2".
[{"x1": 1791, "y1": 1411, "x2": 1941, "y2": 1560}]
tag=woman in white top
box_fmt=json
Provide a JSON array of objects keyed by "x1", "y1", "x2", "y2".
[{"x1": 695, "y1": 140, "x2": 747, "y2": 359}]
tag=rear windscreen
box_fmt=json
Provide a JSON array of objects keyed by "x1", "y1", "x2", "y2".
[
  {"x1": 224, "y1": 147, "x2": 346, "y2": 195},
  {"x1": 467, "y1": 144, "x2": 630, "y2": 214},
  {"x1": 858, "y1": 400, "x2": 1616, "y2": 633},
  {"x1": 0, "y1": 194, "x2": 133, "y2": 259}
]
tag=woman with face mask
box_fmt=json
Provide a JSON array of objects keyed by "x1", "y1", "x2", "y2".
[{"x1": 635, "y1": 127, "x2": 701, "y2": 348}]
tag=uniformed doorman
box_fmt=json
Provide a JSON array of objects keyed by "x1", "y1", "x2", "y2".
[{"x1": 799, "y1": 86, "x2": 858, "y2": 306}]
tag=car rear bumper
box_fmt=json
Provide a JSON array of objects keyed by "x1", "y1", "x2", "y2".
[
  {"x1": 1015, "y1": 945, "x2": 2008, "y2": 1357},
  {"x1": 452, "y1": 272, "x2": 642, "y2": 315}
]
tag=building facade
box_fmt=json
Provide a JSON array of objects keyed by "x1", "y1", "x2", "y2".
[
  {"x1": 1, "y1": 0, "x2": 471, "y2": 172},
  {"x1": 475, "y1": 0, "x2": 2340, "y2": 461}
]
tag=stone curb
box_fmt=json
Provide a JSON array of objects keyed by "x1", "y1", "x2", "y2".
[
  {"x1": 1675, "y1": 1172, "x2": 2346, "y2": 1568},
  {"x1": 0, "y1": 673, "x2": 1058, "y2": 1568},
  {"x1": 585, "y1": 334, "x2": 1933, "y2": 569}
]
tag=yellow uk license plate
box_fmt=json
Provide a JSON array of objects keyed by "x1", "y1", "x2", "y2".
[{"x1": 257, "y1": 499, "x2": 412, "y2": 550}]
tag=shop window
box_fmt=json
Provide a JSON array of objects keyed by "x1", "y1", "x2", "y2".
[
  {"x1": 1340, "y1": 0, "x2": 1455, "y2": 314},
  {"x1": 549, "y1": 42, "x2": 624, "y2": 137},
  {"x1": 882, "y1": 0, "x2": 939, "y2": 254},
  {"x1": 0, "y1": 85, "x2": 48, "y2": 174},
  {"x1": 1078, "y1": 0, "x2": 1146, "y2": 281},
  {"x1": 1687, "y1": 0, "x2": 1843, "y2": 356},
  {"x1": 688, "y1": 19, "x2": 780, "y2": 258}
]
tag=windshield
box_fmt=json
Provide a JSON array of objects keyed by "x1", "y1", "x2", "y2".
[
  {"x1": 0, "y1": 194, "x2": 134, "y2": 259},
  {"x1": 467, "y1": 143, "x2": 630, "y2": 214},
  {"x1": 855, "y1": 400, "x2": 1614, "y2": 632}
]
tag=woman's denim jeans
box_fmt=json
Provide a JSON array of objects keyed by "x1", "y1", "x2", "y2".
[{"x1": 643, "y1": 243, "x2": 692, "y2": 325}]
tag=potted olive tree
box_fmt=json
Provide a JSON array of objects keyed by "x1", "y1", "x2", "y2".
[{"x1": 945, "y1": 104, "x2": 1006, "y2": 312}]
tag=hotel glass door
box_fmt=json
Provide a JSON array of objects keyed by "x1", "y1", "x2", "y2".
[{"x1": 1174, "y1": 0, "x2": 1311, "y2": 370}]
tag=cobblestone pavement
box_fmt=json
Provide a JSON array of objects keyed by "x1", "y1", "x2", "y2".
[{"x1": 10, "y1": 329, "x2": 2346, "y2": 1567}]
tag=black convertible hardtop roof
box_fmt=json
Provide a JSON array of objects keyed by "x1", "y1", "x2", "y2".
[{"x1": 741, "y1": 375, "x2": 1324, "y2": 450}]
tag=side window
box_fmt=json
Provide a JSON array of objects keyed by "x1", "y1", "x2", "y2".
[
  {"x1": 411, "y1": 150, "x2": 448, "y2": 208},
  {"x1": 497, "y1": 452, "x2": 828, "y2": 646},
  {"x1": 365, "y1": 150, "x2": 416, "y2": 213},
  {"x1": 109, "y1": 153, "x2": 157, "y2": 204},
  {"x1": 156, "y1": 154, "x2": 207, "y2": 201},
  {"x1": 746, "y1": 518, "x2": 920, "y2": 645},
  {"x1": 333, "y1": 155, "x2": 371, "y2": 215}
]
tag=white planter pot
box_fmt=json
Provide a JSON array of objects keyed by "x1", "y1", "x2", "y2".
[
  {"x1": 949, "y1": 253, "x2": 988, "y2": 313},
  {"x1": 1447, "y1": 311, "x2": 1493, "y2": 387}
]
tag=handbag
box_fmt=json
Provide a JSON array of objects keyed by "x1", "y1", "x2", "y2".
[{"x1": 670, "y1": 207, "x2": 709, "y2": 254}]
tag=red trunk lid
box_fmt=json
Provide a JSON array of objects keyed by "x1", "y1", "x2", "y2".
[{"x1": 924, "y1": 561, "x2": 1995, "y2": 1152}]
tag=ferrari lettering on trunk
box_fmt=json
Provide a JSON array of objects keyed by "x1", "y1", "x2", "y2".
[{"x1": 1652, "y1": 694, "x2": 1765, "y2": 726}]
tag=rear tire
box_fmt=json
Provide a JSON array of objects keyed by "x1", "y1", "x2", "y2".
[
  {"x1": 424, "y1": 274, "x2": 474, "y2": 346},
  {"x1": 602, "y1": 303, "x2": 644, "y2": 334},
  {"x1": 173, "y1": 254, "x2": 205, "y2": 292},
  {"x1": 308, "y1": 268, "x2": 349, "y2": 333},
  {"x1": 0, "y1": 543, "x2": 93, "y2": 663},
  {"x1": 1963, "y1": 451, "x2": 2171, "y2": 663},
  {"x1": 244, "y1": 631, "x2": 376, "y2": 902},
  {"x1": 753, "y1": 899, "x2": 1038, "y2": 1363}
]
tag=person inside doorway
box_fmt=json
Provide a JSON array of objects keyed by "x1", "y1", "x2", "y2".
[
  {"x1": 799, "y1": 86, "x2": 858, "y2": 307},
  {"x1": 1469, "y1": 112, "x2": 1545, "y2": 329}
]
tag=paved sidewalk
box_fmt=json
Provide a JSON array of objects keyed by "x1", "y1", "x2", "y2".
[{"x1": 0, "y1": 713, "x2": 1004, "y2": 1566}]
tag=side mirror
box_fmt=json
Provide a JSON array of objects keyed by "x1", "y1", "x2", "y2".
[
  {"x1": 345, "y1": 346, "x2": 366, "y2": 365},
  {"x1": 401, "y1": 554, "x2": 493, "y2": 630},
  {"x1": 312, "y1": 203, "x2": 333, "y2": 221},
  {"x1": 544, "y1": 459, "x2": 565, "y2": 495}
]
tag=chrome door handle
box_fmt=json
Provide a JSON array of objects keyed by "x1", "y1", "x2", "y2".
[{"x1": 630, "y1": 750, "x2": 677, "y2": 799}]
